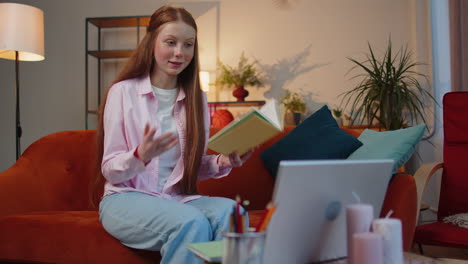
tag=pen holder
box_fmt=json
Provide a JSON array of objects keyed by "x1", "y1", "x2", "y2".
[{"x1": 222, "y1": 231, "x2": 266, "y2": 264}]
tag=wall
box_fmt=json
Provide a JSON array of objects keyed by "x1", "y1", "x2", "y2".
[
  {"x1": 0, "y1": 0, "x2": 441, "y2": 207},
  {"x1": 0, "y1": 0, "x2": 168, "y2": 169},
  {"x1": 216, "y1": 0, "x2": 432, "y2": 113}
]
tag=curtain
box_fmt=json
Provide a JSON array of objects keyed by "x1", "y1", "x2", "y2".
[{"x1": 449, "y1": 0, "x2": 468, "y2": 91}]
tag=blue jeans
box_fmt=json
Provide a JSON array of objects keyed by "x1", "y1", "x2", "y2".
[{"x1": 99, "y1": 192, "x2": 245, "y2": 264}]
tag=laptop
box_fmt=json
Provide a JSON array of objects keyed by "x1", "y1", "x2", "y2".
[{"x1": 263, "y1": 159, "x2": 394, "y2": 264}]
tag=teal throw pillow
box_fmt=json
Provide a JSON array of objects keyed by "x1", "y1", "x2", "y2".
[
  {"x1": 347, "y1": 124, "x2": 426, "y2": 174},
  {"x1": 260, "y1": 105, "x2": 363, "y2": 179}
]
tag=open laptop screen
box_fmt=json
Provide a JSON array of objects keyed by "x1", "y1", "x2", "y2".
[{"x1": 263, "y1": 159, "x2": 393, "y2": 264}]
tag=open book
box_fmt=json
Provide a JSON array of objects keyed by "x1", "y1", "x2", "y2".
[{"x1": 208, "y1": 99, "x2": 284, "y2": 156}]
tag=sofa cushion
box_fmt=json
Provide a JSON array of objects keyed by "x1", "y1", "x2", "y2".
[
  {"x1": 347, "y1": 124, "x2": 426, "y2": 174},
  {"x1": 260, "y1": 105, "x2": 363, "y2": 179},
  {"x1": 0, "y1": 209, "x2": 266, "y2": 264},
  {"x1": 0, "y1": 211, "x2": 160, "y2": 264}
]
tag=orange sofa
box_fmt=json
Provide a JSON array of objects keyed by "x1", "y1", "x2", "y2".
[{"x1": 0, "y1": 126, "x2": 417, "y2": 264}]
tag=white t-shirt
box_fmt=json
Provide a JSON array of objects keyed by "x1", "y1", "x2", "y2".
[{"x1": 152, "y1": 85, "x2": 181, "y2": 192}]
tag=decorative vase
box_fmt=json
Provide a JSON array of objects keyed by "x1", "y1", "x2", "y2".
[
  {"x1": 232, "y1": 85, "x2": 249, "y2": 102},
  {"x1": 293, "y1": 112, "x2": 302, "y2": 125}
]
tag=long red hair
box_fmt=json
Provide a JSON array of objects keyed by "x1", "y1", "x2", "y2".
[{"x1": 92, "y1": 5, "x2": 205, "y2": 206}]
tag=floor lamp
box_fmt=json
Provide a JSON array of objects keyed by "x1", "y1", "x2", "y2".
[{"x1": 0, "y1": 3, "x2": 45, "y2": 160}]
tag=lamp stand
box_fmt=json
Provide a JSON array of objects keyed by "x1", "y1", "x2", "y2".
[
  {"x1": 0, "y1": 3, "x2": 44, "y2": 160},
  {"x1": 15, "y1": 51, "x2": 22, "y2": 160}
]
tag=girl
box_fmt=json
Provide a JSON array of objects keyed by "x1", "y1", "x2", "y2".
[{"x1": 96, "y1": 5, "x2": 253, "y2": 264}]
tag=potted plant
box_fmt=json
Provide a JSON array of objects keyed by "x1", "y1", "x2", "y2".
[
  {"x1": 340, "y1": 39, "x2": 435, "y2": 130},
  {"x1": 282, "y1": 91, "x2": 306, "y2": 125},
  {"x1": 215, "y1": 52, "x2": 263, "y2": 101}
]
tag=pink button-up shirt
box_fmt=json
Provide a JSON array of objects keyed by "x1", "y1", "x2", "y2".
[{"x1": 101, "y1": 75, "x2": 231, "y2": 203}]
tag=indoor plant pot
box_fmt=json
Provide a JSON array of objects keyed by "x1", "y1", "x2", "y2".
[
  {"x1": 340, "y1": 39, "x2": 436, "y2": 130},
  {"x1": 216, "y1": 52, "x2": 263, "y2": 102},
  {"x1": 282, "y1": 91, "x2": 306, "y2": 125}
]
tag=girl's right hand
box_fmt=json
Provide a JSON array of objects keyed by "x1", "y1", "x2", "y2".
[{"x1": 137, "y1": 123, "x2": 179, "y2": 163}]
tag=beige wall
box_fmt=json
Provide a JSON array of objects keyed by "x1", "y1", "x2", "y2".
[{"x1": 0, "y1": 0, "x2": 439, "y2": 197}]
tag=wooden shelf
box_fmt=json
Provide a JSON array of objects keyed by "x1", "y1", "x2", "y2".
[
  {"x1": 87, "y1": 16, "x2": 150, "y2": 28},
  {"x1": 208, "y1": 101, "x2": 266, "y2": 108},
  {"x1": 88, "y1": 50, "x2": 133, "y2": 59},
  {"x1": 207, "y1": 101, "x2": 266, "y2": 120},
  {"x1": 85, "y1": 16, "x2": 150, "y2": 129}
]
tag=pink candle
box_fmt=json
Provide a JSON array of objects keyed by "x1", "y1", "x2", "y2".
[
  {"x1": 346, "y1": 204, "x2": 374, "y2": 264},
  {"x1": 352, "y1": 232, "x2": 384, "y2": 264}
]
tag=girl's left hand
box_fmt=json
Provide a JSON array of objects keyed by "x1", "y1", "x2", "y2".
[{"x1": 218, "y1": 149, "x2": 255, "y2": 168}]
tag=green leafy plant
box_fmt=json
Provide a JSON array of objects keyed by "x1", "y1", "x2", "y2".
[
  {"x1": 215, "y1": 52, "x2": 263, "y2": 88},
  {"x1": 341, "y1": 39, "x2": 435, "y2": 130},
  {"x1": 282, "y1": 91, "x2": 306, "y2": 113}
]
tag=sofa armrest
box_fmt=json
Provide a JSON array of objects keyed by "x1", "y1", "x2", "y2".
[
  {"x1": 380, "y1": 173, "x2": 417, "y2": 251},
  {"x1": 0, "y1": 131, "x2": 98, "y2": 216},
  {"x1": 0, "y1": 158, "x2": 45, "y2": 217}
]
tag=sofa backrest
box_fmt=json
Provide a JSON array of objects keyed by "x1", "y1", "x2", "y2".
[
  {"x1": 0, "y1": 125, "x2": 364, "y2": 215},
  {"x1": 0, "y1": 127, "x2": 298, "y2": 214}
]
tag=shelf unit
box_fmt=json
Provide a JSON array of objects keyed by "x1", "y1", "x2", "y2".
[
  {"x1": 85, "y1": 16, "x2": 150, "y2": 129},
  {"x1": 85, "y1": 15, "x2": 261, "y2": 129}
]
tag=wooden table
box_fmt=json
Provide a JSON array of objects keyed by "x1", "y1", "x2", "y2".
[
  {"x1": 324, "y1": 253, "x2": 467, "y2": 264},
  {"x1": 404, "y1": 252, "x2": 468, "y2": 263},
  {"x1": 202, "y1": 252, "x2": 468, "y2": 264}
]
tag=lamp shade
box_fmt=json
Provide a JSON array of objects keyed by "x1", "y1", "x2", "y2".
[{"x1": 0, "y1": 3, "x2": 44, "y2": 61}]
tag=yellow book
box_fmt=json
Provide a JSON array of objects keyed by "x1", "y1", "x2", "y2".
[{"x1": 208, "y1": 99, "x2": 284, "y2": 156}]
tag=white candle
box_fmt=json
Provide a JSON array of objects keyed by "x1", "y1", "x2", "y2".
[
  {"x1": 372, "y1": 218, "x2": 404, "y2": 264},
  {"x1": 346, "y1": 204, "x2": 374, "y2": 264}
]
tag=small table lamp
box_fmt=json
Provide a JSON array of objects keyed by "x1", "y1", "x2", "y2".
[
  {"x1": 200, "y1": 71, "x2": 210, "y2": 92},
  {"x1": 0, "y1": 3, "x2": 45, "y2": 160}
]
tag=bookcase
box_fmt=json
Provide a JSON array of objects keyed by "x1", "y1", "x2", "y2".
[{"x1": 85, "y1": 16, "x2": 150, "y2": 129}]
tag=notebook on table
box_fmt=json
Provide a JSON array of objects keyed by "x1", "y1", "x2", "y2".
[
  {"x1": 263, "y1": 159, "x2": 393, "y2": 264},
  {"x1": 186, "y1": 240, "x2": 223, "y2": 263}
]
